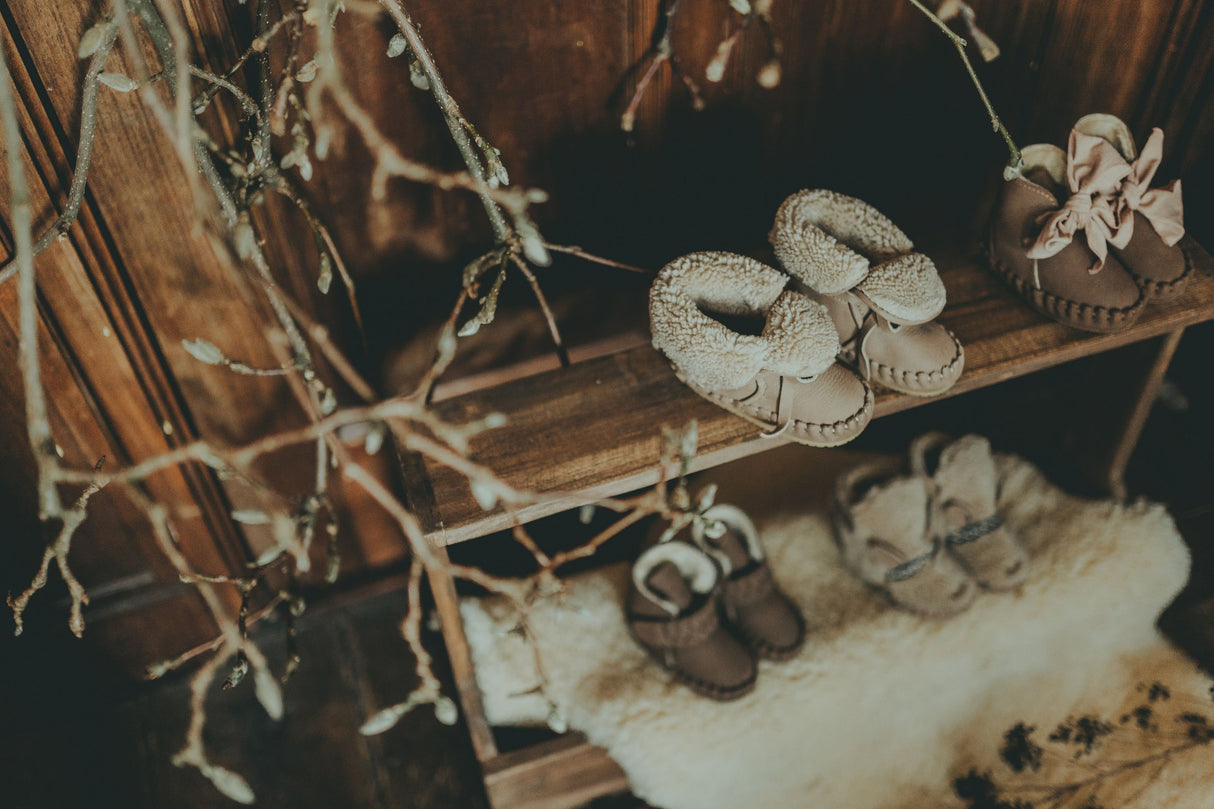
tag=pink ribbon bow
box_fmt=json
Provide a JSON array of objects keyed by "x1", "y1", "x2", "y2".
[
  {"x1": 1115, "y1": 127, "x2": 1185, "y2": 247},
  {"x1": 1026, "y1": 130, "x2": 1130, "y2": 272}
]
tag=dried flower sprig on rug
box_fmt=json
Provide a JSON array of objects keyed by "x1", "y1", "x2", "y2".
[{"x1": 953, "y1": 680, "x2": 1214, "y2": 809}]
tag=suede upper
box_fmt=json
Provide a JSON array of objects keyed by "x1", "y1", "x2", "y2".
[
  {"x1": 691, "y1": 504, "x2": 806, "y2": 659},
  {"x1": 988, "y1": 144, "x2": 1146, "y2": 331}
]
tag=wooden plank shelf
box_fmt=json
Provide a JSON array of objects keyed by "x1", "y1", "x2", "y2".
[{"x1": 422, "y1": 239, "x2": 1214, "y2": 547}]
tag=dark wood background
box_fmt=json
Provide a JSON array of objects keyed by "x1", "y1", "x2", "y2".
[{"x1": 1, "y1": 0, "x2": 1212, "y2": 676}]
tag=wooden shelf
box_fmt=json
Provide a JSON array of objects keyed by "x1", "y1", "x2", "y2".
[{"x1": 420, "y1": 239, "x2": 1214, "y2": 546}]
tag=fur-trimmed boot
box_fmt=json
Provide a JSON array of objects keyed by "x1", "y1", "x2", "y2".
[
  {"x1": 628, "y1": 540, "x2": 758, "y2": 700},
  {"x1": 650, "y1": 251, "x2": 873, "y2": 446},
  {"x1": 770, "y1": 190, "x2": 964, "y2": 397}
]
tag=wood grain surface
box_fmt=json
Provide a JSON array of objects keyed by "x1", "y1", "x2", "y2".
[{"x1": 422, "y1": 239, "x2": 1214, "y2": 546}]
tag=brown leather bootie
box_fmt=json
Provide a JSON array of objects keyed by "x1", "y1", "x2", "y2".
[
  {"x1": 691, "y1": 504, "x2": 807, "y2": 661},
  {"x1": 628, "y1": 541, "x2": 757, "y2": 700},
  {"x1": 988, "y1": 139, "x2": 1146, "y2": 333}
]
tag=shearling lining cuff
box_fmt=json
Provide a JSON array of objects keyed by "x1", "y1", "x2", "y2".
[{"x1": 650, "y1": 251, "x2": 840, "y2": 391}]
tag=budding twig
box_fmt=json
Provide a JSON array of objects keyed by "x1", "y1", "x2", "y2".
[
  {"x1": 0, "y1": 18, "x2": 118, "y2": 286},
  {"x1": 8, "y1": 459, "x2": 107, "y2": 637},
  {"x1": 0, "y1": 31, "x2": 62, "y2": 520},
  {"x1": 906, "y1": 0, "x2": 1021, "y2": 175}
]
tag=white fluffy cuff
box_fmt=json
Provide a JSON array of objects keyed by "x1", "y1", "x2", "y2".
[
  {"x1": 770, "y1": 189, "x2": 915, "y2": 294},
  {"x1": 650, "y1": 251, "x2": 839, "y2": 391}
]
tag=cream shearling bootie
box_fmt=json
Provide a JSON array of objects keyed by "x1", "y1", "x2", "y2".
[
  {"x1": 909, "y1": 432, "x2": 1029, "y2": 591},
  {"x1": 769, "y1": 190, "x2": 964, "y2": 397},
  {"x1": 650, "y1": 251, "x2": 873, "y2": 447},
  {"x1": 834, "y1": 458, "x2": 976, "y2": 617}
]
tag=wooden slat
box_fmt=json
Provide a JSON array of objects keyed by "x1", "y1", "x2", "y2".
[
  {"x1": 1105, "y1": 328, "x2": 1185, "y2": 499},
  {"x1": 483, "y1": 733, "x2": 629, "y2": 809},
  {"x1": 422, "y1": 239, "x2": 1214, "y2": 546},
  {"x1": 425, "y1": 545, "x2": 501, "y2": 764}
]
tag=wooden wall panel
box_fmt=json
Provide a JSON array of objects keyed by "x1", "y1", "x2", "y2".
[
  {"x1": 0, "y1": 0, "x2": 322, "y2": 672},
  {"x1": 1028, "y1": 0, "x2": 1183, "y2": 141}
]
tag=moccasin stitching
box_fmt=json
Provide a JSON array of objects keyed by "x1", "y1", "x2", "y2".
[{"x1": 988, "y1": 251, "x2": 1146, "y2": 328}]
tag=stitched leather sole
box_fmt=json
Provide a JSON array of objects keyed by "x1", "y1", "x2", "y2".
[
  {"x1": 867, "y1": 330, "x2": 965, "y2": 398},
  {"x1": 1131, "y1": 249, "x2": 1193, "y2": 303},
  {"x1": 986, "y1": 247, "x2": 1147, "y2": 334},
  {"x1": 628, "y1": 625, "x2": 758, "y2": 701},
  {"x1": 678, "y1": 371, "x2": 874, "y2": 448},
  {"x1": 739, "y1": 609, "x2": 808, "y2": 662},
  {"x1": 670, "y1": 667, "x2": 757, "y2": 701}
]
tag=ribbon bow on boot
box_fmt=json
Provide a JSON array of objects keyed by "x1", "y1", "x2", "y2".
[{"x1": 1026, "y1": 130, "x2": 1131, "y2": 273}]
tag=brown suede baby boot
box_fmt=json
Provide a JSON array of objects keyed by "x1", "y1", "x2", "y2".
[
  {"x1": 690, "y1": 504, "x2": 807, "y2": 661},
  {"x1": 909, "y1": 432, "x2": 1029, "y2": 591},
  {"x1": 769, "y1": 189, "x2": 965, "y2": 397},
  {"x1": 1072, "y1": 113, "x2": 1189, "y2": 301},
  {"x1": 628, "y1": 541, "x2": 757, "y2": 700},
  {"x1": 650, "y1": 251, "x2": 873, "y2": 447},
  {"x1": 987, "y1": 138, "x2": 1147, "y2": 333},
  {"x1": 834, "y1": 459, "x2": 976, "y2": 617}
]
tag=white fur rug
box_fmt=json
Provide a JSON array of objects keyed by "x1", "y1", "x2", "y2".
[{"x1": 461, "y1": 451, "x2": 1211, "y2": 809}]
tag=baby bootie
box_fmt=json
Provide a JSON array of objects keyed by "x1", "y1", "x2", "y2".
[
  {"x1": 909, "y1": 432, "x2": 1028, "y2": 590},
  {"x1": 834, "y1": 459, "x2": 975, "y2": 617},
  {"x1": 650, "y1": 251, "x2": 873, "y2": 447},
  {"x1": 628, "y1": 541, "x2": 757, "y2": 700},
  {"x1": 1072, "y1": 113, "x2": 1189, "y2": 301},
  {"x1": 769, "y1": 190, "x2": 964, "y2": 397},
  {"x1": 690, "y1": 504, "x2": 806, "y2": 661},
  {"x1": 988, "y1": 136, "x2": 1147, "y2": 333}
]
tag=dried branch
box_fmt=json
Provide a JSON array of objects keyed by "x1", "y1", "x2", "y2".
[
  {"x1": 620, "y1": 0, "x2": 704, "y2": 133},
  {"x1": 373, "y1": 0, "x2": 511, "y2": 242},
  {"x1": 2, "y1": 2, "x2": 712, "y2": 802},
  {"x1": 358, "y1": 557, "x2": 456, "y2": 734},
  {"x1": 0, "y1": 18, "x2": 118, "y2": 286},
  {"x1": 0, "y1": 33, "x2": 62, "y2": 520},
  {"x1": 705, "y1": 0, "x2": 782, "y2": 88},
  {"x1": 543, "y1": 242, "x2": 654, "y2": 275},
  {"x1": 906, "y1": 0, "x2": 1021, "y2": 176},
  {"x1": 303, "y1": 9, "x2": 549, "y2": 251},
  {"x1": 8, "y1": 459, "x2": 107, "y2": 636},
  {"x1": 508, "y1": 253, "x2": 569, "y2": 367},
  {"x1": 192, "y1": 9, "x2": 302, "y2": 115},
  {"x1": 263, "y1": 169, "x2": 365, "y2": 337}
]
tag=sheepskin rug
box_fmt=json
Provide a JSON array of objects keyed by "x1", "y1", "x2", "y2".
[{"x1": 461, "y1": 449, "x2": 1212, "y2": 809}]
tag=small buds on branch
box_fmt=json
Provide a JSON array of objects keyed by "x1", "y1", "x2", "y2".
[
  {"x1": 182, "y1": 338, "x2": 292, "y2": 376},
  {"x1": 906, "y1": 0, "x2": 1021, "y2": 176},
  {"x1": 1, "y1": 2, "x2": 757, "y2": 803},
  {"x1": 619, "y1": 0, "x2": 704, "y2": 133},
  {"x1": 705, "y1": 0, "x2": 782, "y2": 90}
]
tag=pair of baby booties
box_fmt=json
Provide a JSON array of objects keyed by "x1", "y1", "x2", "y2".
[{"x1": 649, "y1": 190, "x2": 965, "y2": 447}]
